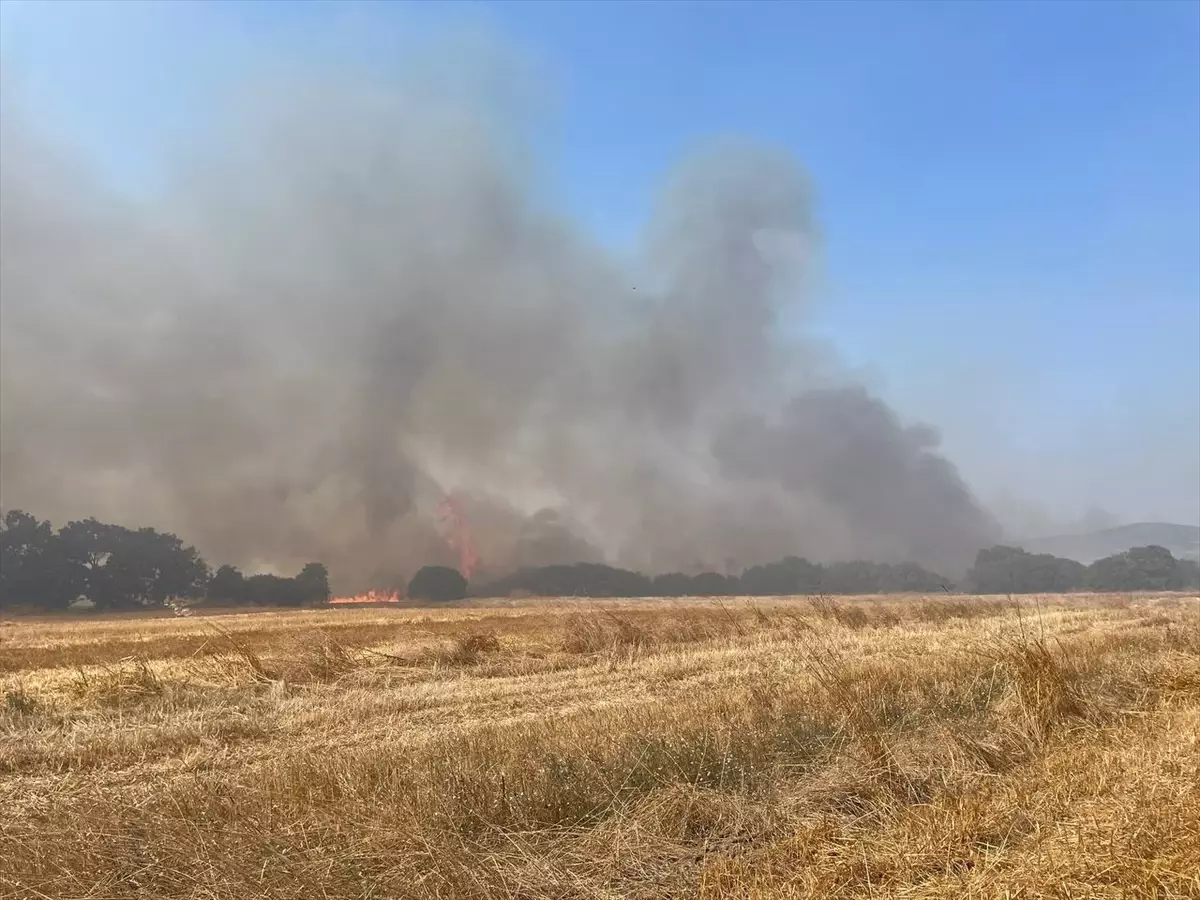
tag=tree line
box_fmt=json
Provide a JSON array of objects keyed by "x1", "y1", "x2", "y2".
[
  {"x1": 475, "y1": 557, "x2": 950, "y2": 599},
  {"x1": 966, "y1": 543, "x2": 1199, "y2": 594},
  {"x1": 2, "y1": 508, "x2": 1197, "y2": 613},
  {"x1": 471, "y1": 544, "x2": 1199, "y2": 599},
  {"x1": 0, "y1": 510, "x2": 330, "y2": 612}
]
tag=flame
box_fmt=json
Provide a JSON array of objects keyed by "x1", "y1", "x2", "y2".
[
  {"x1": 438, "y1": 492, "x2": 479, "y2": 579},
  {"x1": 330, "y1": 589, "x2": 402, "y2": 605},
  {"x1": 330, "y1": 493, "x2": 477, "y2": 603}
]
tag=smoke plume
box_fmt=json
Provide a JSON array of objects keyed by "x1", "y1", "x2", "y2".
[{"x1": 0, "y1": 36, "x2": 1000, "y2": 588}]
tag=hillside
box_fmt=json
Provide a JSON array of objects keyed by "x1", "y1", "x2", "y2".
[{"x1": 1018, "y1": 522, "x2": 1200, "y2": 563}]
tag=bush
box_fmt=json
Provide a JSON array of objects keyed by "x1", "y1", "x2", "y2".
[{"x1": 407, "y1": 565, "x2": 468, "y2": 604}]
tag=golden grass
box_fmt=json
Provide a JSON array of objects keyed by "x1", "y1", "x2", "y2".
[{"x1": 2, "y1": 592, "x2": 1198, "y2": 898}]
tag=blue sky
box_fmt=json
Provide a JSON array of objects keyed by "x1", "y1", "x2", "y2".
[{"x1": 1, "y1": 0, "x2": 1197, "y2": 529}]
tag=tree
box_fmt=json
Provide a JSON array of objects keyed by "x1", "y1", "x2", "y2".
[
  {"x1": 822, "y1": 561, "x2": 882, "y2": 594},
  {"x1": 207, "y1": 565, "x2": 246, "y2": 604},
  {"x1": 1178, "y1": 558, "x2": 1200, "y2": 590},
  {"x1": 882, "y1": 562, "x2": 949, "y2": 593},
  {"x1": 481, "y1": 563, "x2": 653, "y2": 598},
  {"x1": 57, "y1": 518, "x2": 209, "y2": 610},
  {"x1": 968, "y1": 546, "x2": 1085, "y2": 594},
  {"x1": 740, "y1": 556, "x2": 823, "y2": 595},
  {"x1": 296, "y1": 562, "x2": 332, "y2": 605},
  {"x1": 1, "y1": 510, "x2": 328, "y2": 613},
  {"x1": 126, "y1": 527, "x2": 210, "y2": 605},
  {"x1": 56, "y1": 518, "x2": 117, "y2": 607},
  {"x1": 690, "y1": 572, "x2": 737, "y2": 596},
  {"x1": 242, "y1": 573, "x2": 306, "y2": 607},
  {"x1": 652, "y1": 572, "x2": 693, "y2": 597},
  {"x1": 0, "y1": 510, "x2": 81, "y2": 611},
  {"x1": 1087, "y1": 545, "x2": 1184, "y2": 591},
  {"x1": 408, "y1": 565, "x2": 467, "y2": 603},
  {"x1": 1125, "y1": 545, "x2": 1182, "y2": 590}
]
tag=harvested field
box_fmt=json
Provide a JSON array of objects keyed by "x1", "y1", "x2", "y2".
[{"x1": 2, "y1": 593, "x2": 1198, "y2": 898}]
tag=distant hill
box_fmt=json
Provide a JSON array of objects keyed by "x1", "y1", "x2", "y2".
[{"x1": 1017, "y1": 522, "x2": 1200, "y2": 564}]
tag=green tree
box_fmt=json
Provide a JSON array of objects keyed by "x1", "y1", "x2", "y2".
[
  {"x1": 822, "y1": 561, "x2": 882, "y2": 594},
  {"x1": 56, "y1": 518, "x2": 117, "y2": 607},
  {"x1": 408, "y1": 565, "x2": 467, "y2": 603},
  {"x1": 652, "y1": 572, "x2": 693, "y2": 596},
  {"x1": 126, "y1": 527, "x2": 210, "y2": 605},
  {"x1": 1178, "y1": 558, "x2": 1200, "y2": 590},
  {"x1": 968, "y1": 546, "x2": 1085, "y2": 594},
  {"x1": 689, "y1": 572, "x2": 736, "y2": 596},
  {"x1": 0, "y1": 510, "x2": 81, "y2": 611},
  {"x1": 296, "y1": 562, "x2": 332, "y2": 604},
  {"x1": 481, "y1": 563, "x2": 652, "y2": 598},
  {"x1": 882, "y1": 562, "x2": 949, "y2": 592},
  {"x1": 239, "y1": 574, "x2": 307, "y2": 606},
  {"x1": 57, "y1": 518, "x2": 209, "y2": 610},
  {"x1": 740, "y1": 556, "x2": 824, "y2": 595},
  {"x1": 207, "y1": 565, "x2": 246, "y2": 604},
  {"x1": 1087, "y1": 545, "x2": 1183, "y2": 591}
]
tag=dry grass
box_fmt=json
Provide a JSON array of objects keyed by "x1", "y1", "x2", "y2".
[{"x1": 2, "y1": 592, "x2": 1198, "y2": 898}]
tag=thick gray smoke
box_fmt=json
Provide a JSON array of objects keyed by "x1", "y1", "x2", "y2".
[{"x1": 0, "y1": 45, "x2": 1000, "y2": 588}]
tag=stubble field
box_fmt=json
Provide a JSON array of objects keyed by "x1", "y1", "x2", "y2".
[{"x1": 2, "y1": 592, "x2": 1199, "y2": 899}]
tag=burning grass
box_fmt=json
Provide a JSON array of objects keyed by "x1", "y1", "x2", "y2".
[{"x1": 1, "y1": 593, "x2": 1197, "y2": 898}]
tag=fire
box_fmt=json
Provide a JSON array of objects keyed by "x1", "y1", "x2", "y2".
[
  {"x1": 331, "y1": 493, "x2": 477, "y2": 604},
  {"x1": 330, "y1": 589, "x2": 402, "y2": 605},
  {"x1": 438, "y1": 492, "x2": 479, "y2": 579}
]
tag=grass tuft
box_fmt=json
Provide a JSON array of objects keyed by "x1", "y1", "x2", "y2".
[
  {"x1": 70, "y1": 658, "x2": 165, "y2": 707},
  {"x1": 997, "y1": 631, "x2": 1101, "y2": 745},
  {"x1": 561, "y1": 611, "x2": 652, "y2": 654},
  {"x1": 423, "y1": 630, "x2": 504, "y2": 667},
  {"x1": 3, "y1": 683, "x2": 41, "y2": 718},
  {"x1": 806, "y1": 594, "x2": 872, "y2": 629}
]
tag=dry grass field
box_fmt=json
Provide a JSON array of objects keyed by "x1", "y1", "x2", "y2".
[{"x1": 2, "y1": 592, "x2": 1199, "y2": 899}]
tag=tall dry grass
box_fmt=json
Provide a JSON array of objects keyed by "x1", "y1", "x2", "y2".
[{"x1": 1, "y1": 593, "x2": 1197, "y2": 898}]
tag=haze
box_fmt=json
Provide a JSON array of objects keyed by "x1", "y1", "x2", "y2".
[{"x1": 1, "y1": 1, "x2": 1196, "y2": 589}]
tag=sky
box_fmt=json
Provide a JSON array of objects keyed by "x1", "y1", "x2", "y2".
[{"x1": 1, "y1": 0, "x2": 1198, "y2": 533}]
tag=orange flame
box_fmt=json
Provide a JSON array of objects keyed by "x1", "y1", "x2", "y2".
[
  {"x1": 438, "y1": 492, "x2": 478, "y2": 580},
  {"x1": 330, "y1": 589, "x2": 402, "y2": 605}
]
